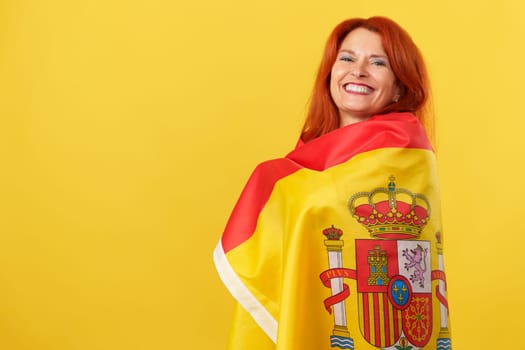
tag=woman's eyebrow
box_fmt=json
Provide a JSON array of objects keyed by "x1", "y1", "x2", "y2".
[
  {"x1": 337, "y1": 49, "x2": 388, "y2": 59},
  {"x1": 370, "y1": 54, "x2": 388, "y2": 59},
  {"x1": 337, "y1": 49, "x2": 355, "y2": 54}
]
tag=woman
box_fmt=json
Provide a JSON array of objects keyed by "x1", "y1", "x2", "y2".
[{"x1": 214, "y1": 16, "x2": 452, "y2": 350}]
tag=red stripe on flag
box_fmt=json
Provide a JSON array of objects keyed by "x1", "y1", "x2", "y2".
[
  {"x1": 383, "y1": 293, "x2": 391, "y2": 346},
  {"x1": 373, "y1": 293, "x2": 381, "y2": 346},
  {"x1": 221, "y1": 160, "x2": 300, "y2": 252},
  {"x1": 221, "y1": 113, "x2": 433, "y2": 253},
  {"x1": 393, "y1": 308, "x2": 400, "y2": 341},
  {"x1": 363, "y1": 293, "x2": 370, "y2": 341}
]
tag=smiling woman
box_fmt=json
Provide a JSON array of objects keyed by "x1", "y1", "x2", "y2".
[
  {"x1": 302, "y1": 16, "x2": 430, "y2": 142},
  {"x1": 214, "y1": 16, "x2": 452, "y2": 350},
  {"x1": 330, "y1": 28, "x2": 402, "y2": 126}
]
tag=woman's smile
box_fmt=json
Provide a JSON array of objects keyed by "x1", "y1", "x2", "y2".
[{"x1": 343, "y1": 83, "x2": 374, "y2": 94}]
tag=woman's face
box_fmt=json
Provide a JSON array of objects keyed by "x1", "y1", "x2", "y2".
[{"x1": 330, "y1": 28, "x2": 401, "y2": 126}]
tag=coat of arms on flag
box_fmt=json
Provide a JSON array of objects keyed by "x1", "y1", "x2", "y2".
[{"x1": 320, "y1": 176, "x2": 452, "y2": 350}]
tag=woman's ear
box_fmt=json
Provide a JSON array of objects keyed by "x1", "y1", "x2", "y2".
[{"x1": 393, "y1": 83, "x2": 405, "y2": 102}]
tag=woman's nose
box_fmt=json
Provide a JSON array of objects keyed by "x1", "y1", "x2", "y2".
[{"x1": 351, "y1": 62, "x2": 367, "y2": 77}]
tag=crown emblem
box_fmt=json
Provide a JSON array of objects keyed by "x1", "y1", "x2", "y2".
[
  {"x1": 323, "y1": 225, "x2": 343, "y2": 240},
  {"x1": 348, "y1": 176, "x2": 431, "y2": 239}
]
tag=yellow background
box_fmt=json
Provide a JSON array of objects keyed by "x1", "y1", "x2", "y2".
[{"x1": 0, "y1": 0, "x2": 522, "y2": 349}]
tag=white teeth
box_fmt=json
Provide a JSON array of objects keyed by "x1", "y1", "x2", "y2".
[{"x1": 344, "y1": 84, "x2": 372, "y2": 94}]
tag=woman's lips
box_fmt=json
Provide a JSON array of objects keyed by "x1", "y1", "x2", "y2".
[{"x1": 344, "y1": 83, "x2": 373, "y2": 94}]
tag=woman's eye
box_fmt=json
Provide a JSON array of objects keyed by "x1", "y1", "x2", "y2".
[
  {"x1": 371, "y1": 60, "x2": 387, "y2": 66},
  {"x1": 339, "y1": 56, "x2": 354, "y2": 62}
]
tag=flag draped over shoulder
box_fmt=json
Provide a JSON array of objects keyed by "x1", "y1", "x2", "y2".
[{"x1": 214, "y1": 113, "x2": 452, "y2": 350}]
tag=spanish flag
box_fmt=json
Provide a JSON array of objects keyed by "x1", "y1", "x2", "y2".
[{"x1": 214, "y1": 113, "x2": 452, "y2": 350}]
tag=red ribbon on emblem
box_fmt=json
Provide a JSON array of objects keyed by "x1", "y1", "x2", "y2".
[{"x1": 319, "y1": 268, "x2": 357, "y2": 314}]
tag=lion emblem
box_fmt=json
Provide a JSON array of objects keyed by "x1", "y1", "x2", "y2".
[{"x1": 402, "y1": 244, "x2": 428, "y2": 287}]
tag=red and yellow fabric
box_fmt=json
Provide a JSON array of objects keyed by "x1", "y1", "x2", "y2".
[{"x1": 214, "y1": 113, "x2": 451, "y2": 350}]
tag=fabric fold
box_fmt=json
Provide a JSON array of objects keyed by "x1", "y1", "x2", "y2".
[{"x1": 215, "y1": 112, "x2": 452, "y2": 350}]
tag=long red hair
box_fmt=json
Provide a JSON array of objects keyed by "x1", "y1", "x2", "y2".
[{"x1": 301, "y1": 16, "x2": 433, "y2": 143}]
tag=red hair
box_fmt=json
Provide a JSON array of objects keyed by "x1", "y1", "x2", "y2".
[{"x1": 301, "y1": 16, "x2": 433, "y2": 143}]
